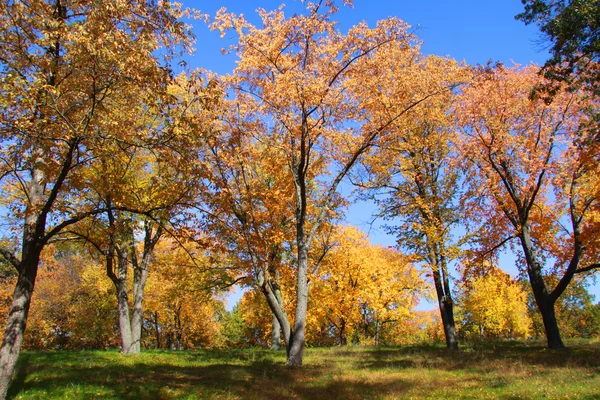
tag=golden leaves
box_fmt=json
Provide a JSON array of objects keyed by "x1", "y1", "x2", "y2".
[{"x1": 459, "y1": 266, "x2": 532, "y2": 339}]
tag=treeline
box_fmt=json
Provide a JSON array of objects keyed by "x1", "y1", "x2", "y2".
[
  {"x1": 1, "y1": 237, "x2": 597, "y2": 351},
  {"x1": 0, "y1": 0, "x2": 598, "y2": 398}
]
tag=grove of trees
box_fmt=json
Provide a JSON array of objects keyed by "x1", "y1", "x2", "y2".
[{"x1": 0, "y1": 0, "x2": 598, "y2": 398}]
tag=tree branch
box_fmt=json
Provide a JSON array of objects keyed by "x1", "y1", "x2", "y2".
[{"x1": 575, "y1": 263, "x2": 600, "y2": 274}]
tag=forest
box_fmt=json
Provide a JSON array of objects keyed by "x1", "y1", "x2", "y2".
[{"x1": 0, "y1": 0, "x2": 598, "y2": 398}]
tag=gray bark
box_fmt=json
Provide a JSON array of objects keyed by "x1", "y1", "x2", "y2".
[
  {"x1": 286, "y1": 244, "x2": 309, "y2": 366},
  {"x1": 0, "y1": 254, "x2": 40, "y2": 399},
  {"x1": 270, "y1": 313, "x2": 282, "y2": 350},
  {"x1": 107, "y1": 215, "x2": 162, "y2": 355},
  {"x1": 268, "y1": 265, "x2": 283, "y2": 350},
  {"x1": 258, "y1": 269, "x2": 291, "y2": 350},
  {"x1": 130, "y1": 223, "x2": 161, "y2": 353},
  {"x1": 115, "y1": 249, "x2": 136, "y2": 353},
  {"x1": 0, "y1": 162, "x2": 49, "y2": 398}
]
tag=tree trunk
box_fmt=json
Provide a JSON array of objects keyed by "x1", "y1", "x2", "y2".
[
  {"x1": 0, "y1": 164, "x2": 47, "y2": 399},
  {"x1": 520, "y1": 226, "x2": 565, "y2": 349},
  {"x1": 286, "y1": 244, "x2": 309, "y2": 366},
  {"x1": 174, "y1": 306, "x2": 183, "y2": 350},
  {"x1": 258, "y1": 267, "x2": 291, "y2": 350},
  {"x1": 339, "y1": 319, "x2": 347, "y2": 346},
  {"x1": 0, "y1": 253, "x2": 40, "y2": 399},
  {"x1": 270, "y1": 313, "x2": 282, "y2": 350},
  {"x1": 537, "y1": 299, "x2": 563, "y2": 349},
  {"x1": 439, "y1": 300, "x2": 458, "y2": 350},
  {"x1": 431, "y1": 247, "x2": 459, "y2": 350},
  {"x1": 114, "y1": 250, "x2": 135, "y2": 354},
  {"x1": 130, "y1": 223, "x2": 161, "y2": 353},
  {"x1": 130, "y1": 257, "x2": 148, "y2": 354},
  {"x1": 267, "y1": 263, "x2": 283, "y2": 350}
]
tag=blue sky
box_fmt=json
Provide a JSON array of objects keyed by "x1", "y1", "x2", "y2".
[
  {"x1": 185, "y1": 0, "x2": 550, "y2": 72},
  {"x1": 179, "y1": 1, "x2": 598, "y2": 306}
]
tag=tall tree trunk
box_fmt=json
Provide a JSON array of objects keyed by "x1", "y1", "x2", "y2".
[
  {"x1": 114, "y1": 250, "x2": 135, "y2": 354},
  {"x1": 286, "y1": 244, "x2": 309, "y2": 366},
  {"x1": 130, "y1": 254, "x2": 148, "y2": 354},
  {"x1": 130, "y1": 223, "x2": 161, "y2": 353},
  {"x1": 439, "y1": 300, "x2": 458, "y2": 350},
  {"x1": 268, "y1": 264, "x2": 283, "y2": 350},
  {"x1": 431, "y1": 246, "x2": 459, "y2": 350},
  {"x1": 0, "y1": 164, "x2": 47, "y2": 399},
  {"x1": 433, "y1": 273, "x2": 459, "y2": 350},
  {"x1": 0, "y1": 253, "x2": 40, "y2": 399},
  {"x1": 520, "y1": 226, "x2": 565, "y2": 349}
]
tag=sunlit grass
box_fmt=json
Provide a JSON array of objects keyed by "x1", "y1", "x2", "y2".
[{"x1": 8, "y1": 340, "x2": 600, "y2": 399}]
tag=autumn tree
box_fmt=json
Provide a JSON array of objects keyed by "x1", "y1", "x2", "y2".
[
  {"x1": 0, "y1": 1, "x2": 194, "y2": 395},
  {"x1": 14, "y1": 244, "x2": 117, "y2": 350},
  {"x1": 455, "y1": 64, "x2": 599, "y2": 349},
  {"x1": 310, "y1": 226, "x2": 422, "y2": 346},
  {"x1": 458, "y1": 265, "x2": 532, "y2": 340},
  {"x1": 212, "y1": 0, "x2": 457, "y2": 366},
  {"x1": 198, "y1": 111, "x2": 297, "y2": 351},
  {"x1": 355, "y1": 56, "x2": 465, "y2": 349},
  {"x1": 143, "y1": 238, "x2": 229, "y2": 350}
]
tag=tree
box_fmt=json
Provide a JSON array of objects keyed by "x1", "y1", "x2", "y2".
[
  {"x1": 212, "y1": 0, "x2": 456, "y2": 366},
  {"x1": 0, "y1": 1, "x2": 193, "y2": 396},
  {"x1": 309, "y1": 226, "x2": 422, "y2": 346},
  {"x1": 527, "y1": 277, "x2": 600, "y2": 339},
  {"x1": 11, "y1": 244, "x2": 118, "y2": 350},
  {"x1": 458, "y1": 266, "x2": 532, "y2": 340},
  {"x1": 143, "y1": 238, "x2": 228, "y2": 350},
  {"x1": 455, "y1": 64, "x2": 599, "y2": 349},
  {"x1": 356, "y1": 56, "x2": 465, "y2": 349},
  {"x1": 199, "y1": 108, "x2": 298, "y2": 352},
  {"x1": 516, "y1": 0, "x2": 600, "y2": 97}
]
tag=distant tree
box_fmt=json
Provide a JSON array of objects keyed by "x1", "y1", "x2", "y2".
[
  {"x1": 215, "y1": 304, "x2": 246, "y2": 348},
  {"x1": 458, "y1": 266, "x2": 533, "y2": 340},
  {"x1": 0, "y1": 245, "x2": 118, "y2": 351},
  {"x1": 310, "y1": 226, "x2": 422, "y2": 346},
  {"x1": 143, "y1": 239, "x2": 227, "y2": 350}
]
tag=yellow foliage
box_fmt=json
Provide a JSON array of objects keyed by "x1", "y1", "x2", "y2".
[
  {"x1": 309, "y1": 226, "x2": 424, "y2": 345},
  {"x1": 143, "y1": 238, "x2": 226, "y2": 349},
  {"x1": 459, "y1": 266, "x2": 532, "y2": 340}
]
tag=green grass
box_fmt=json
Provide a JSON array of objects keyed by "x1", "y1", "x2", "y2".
[{"x1": 7, "y1": 340, "x2": 600, "y2": 399}]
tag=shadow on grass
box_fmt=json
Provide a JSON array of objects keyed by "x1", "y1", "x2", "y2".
[
  {"x1": 7, "y1": 341, "x2": 600, "y2": 399},
  {"x1": 356, "y1": 340, "x2": 600, "y2": 372},
  {"x1": 7, "y1": 353, "x2": 410, "y2": 400}
]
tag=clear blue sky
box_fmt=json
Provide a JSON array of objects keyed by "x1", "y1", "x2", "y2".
[
  {"x1": 180, "y1": 1, "x2": 598, "y2": 306},
  {"x1": 184, "y1": 0, "x2": 549, "y2": 72}
]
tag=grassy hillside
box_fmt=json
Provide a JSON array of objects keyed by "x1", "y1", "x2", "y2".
[{"x1": 8, "y1": 340, "x2": 600, "y2": 399}]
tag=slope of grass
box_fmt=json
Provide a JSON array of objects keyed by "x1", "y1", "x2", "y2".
[{"x1": 7, "y1": 340, "x2": 600, "y2": 399}]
